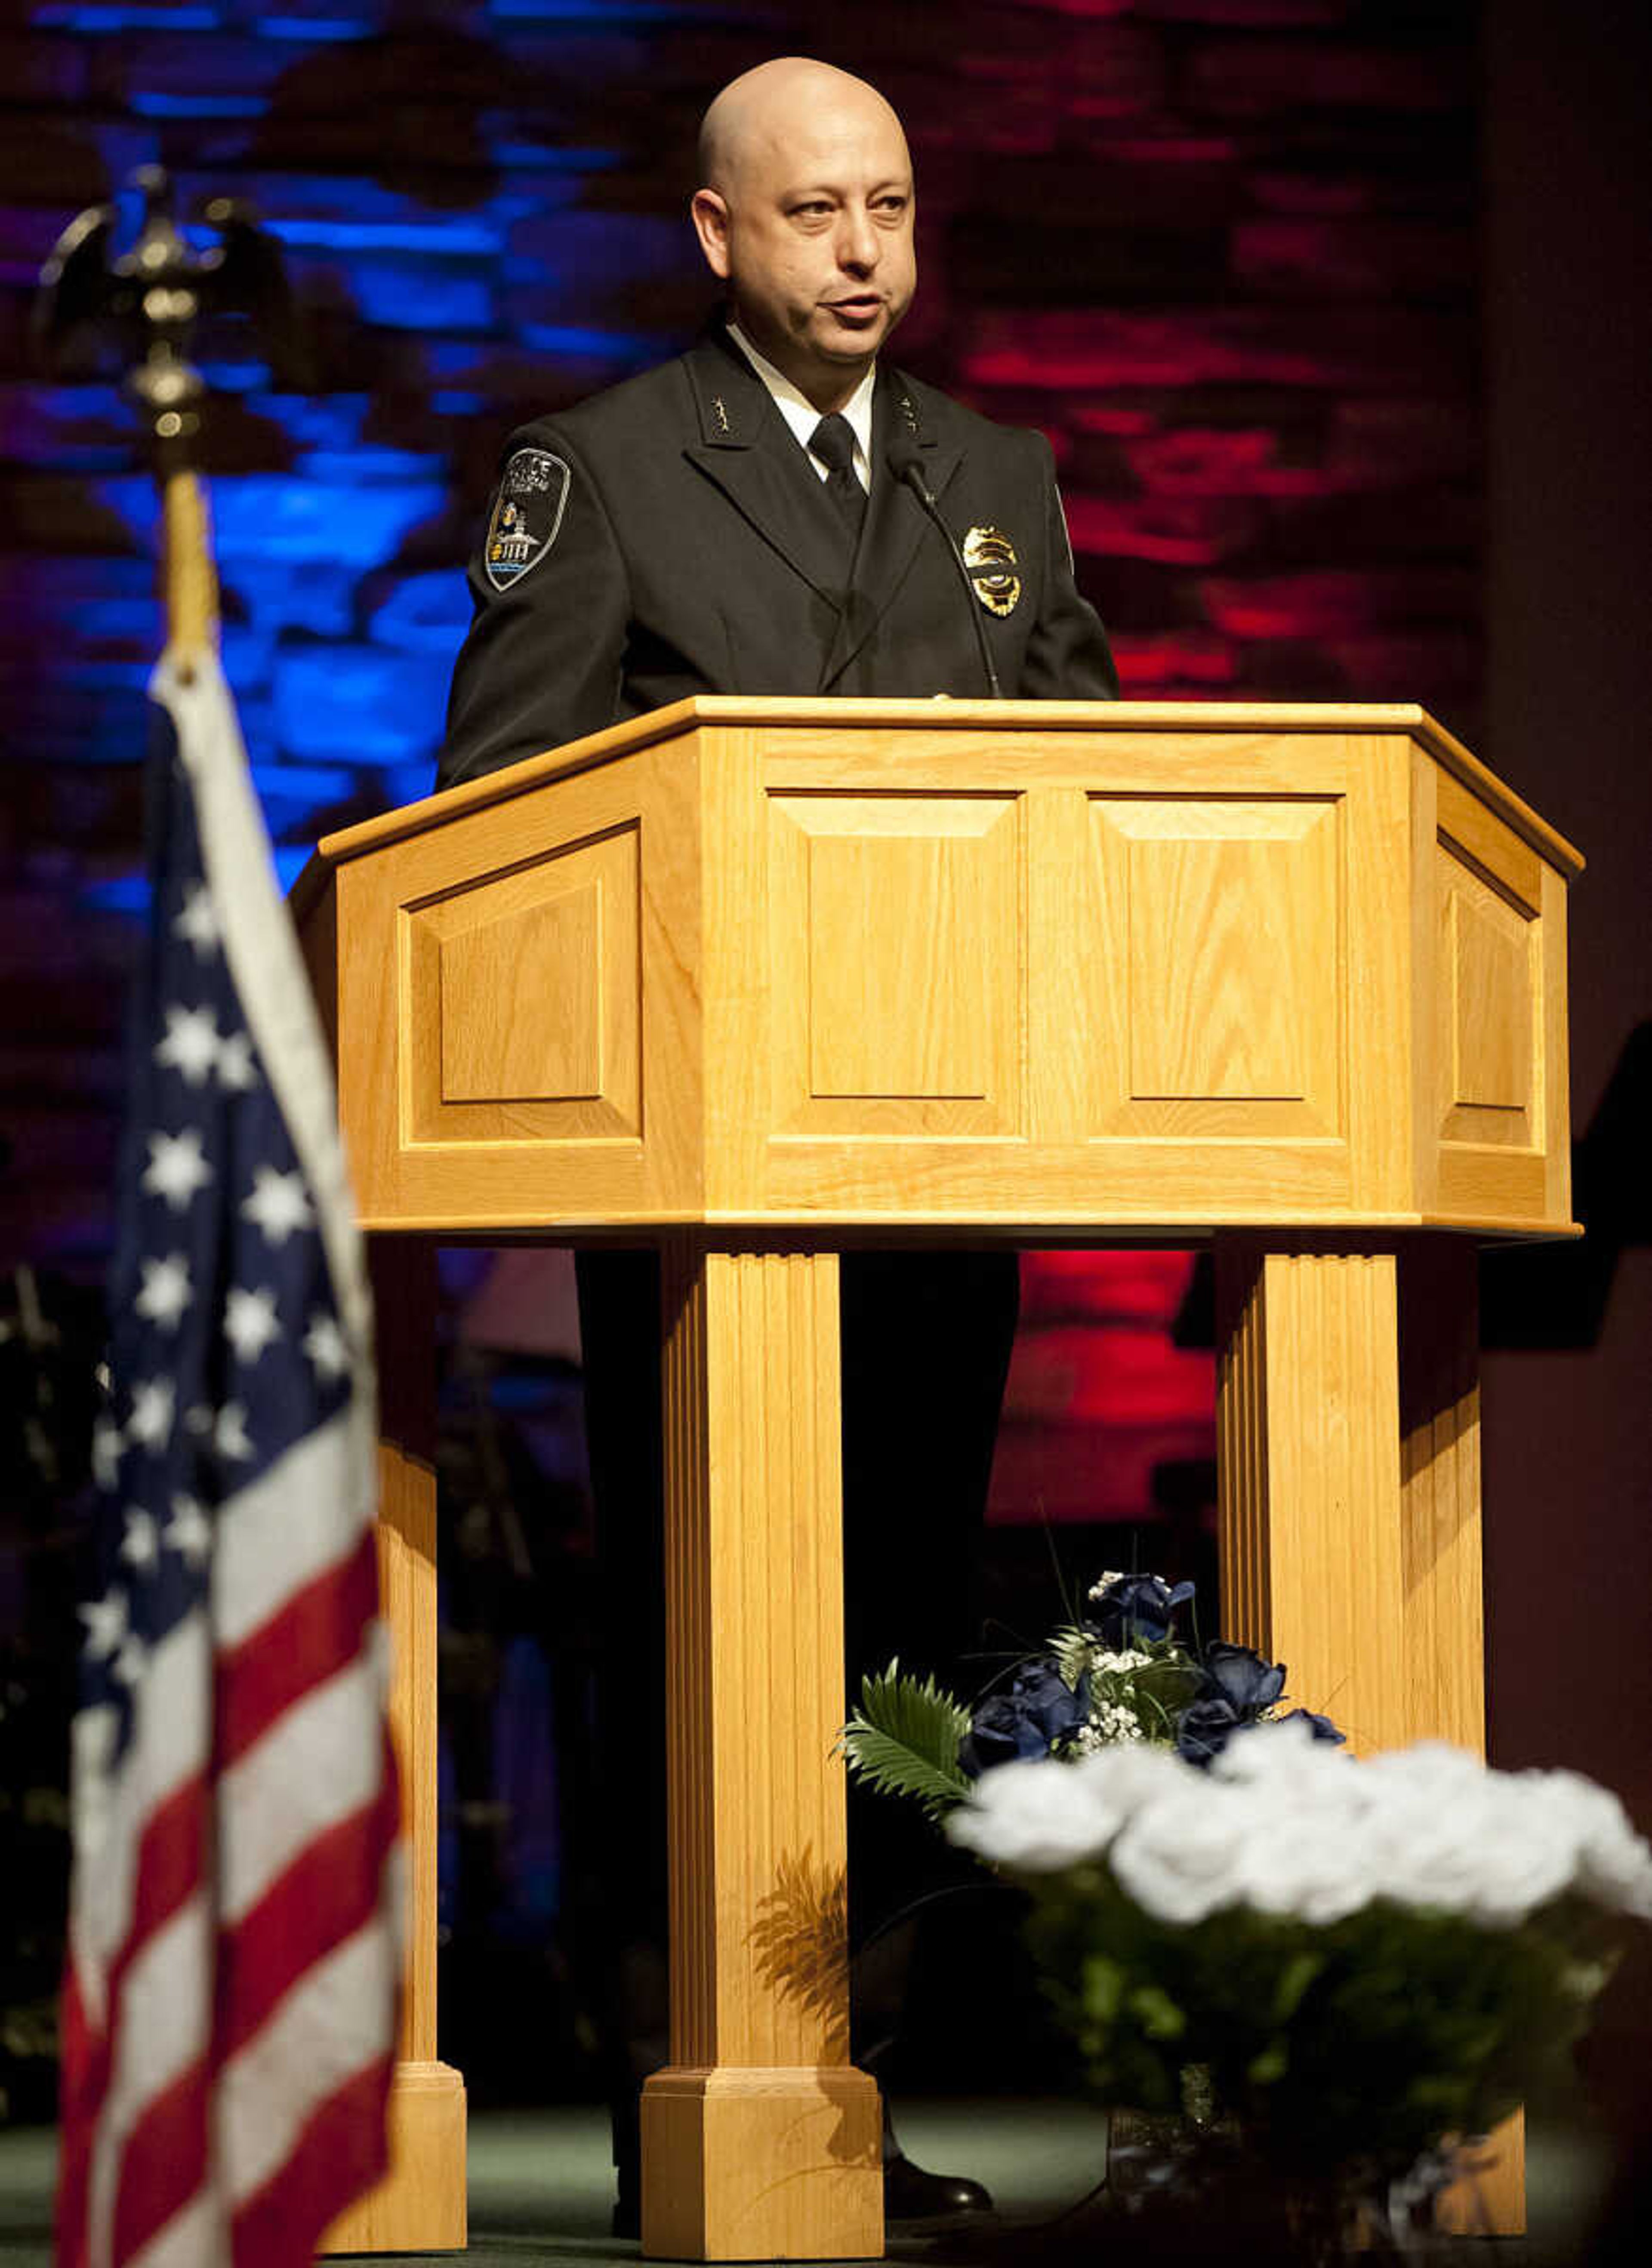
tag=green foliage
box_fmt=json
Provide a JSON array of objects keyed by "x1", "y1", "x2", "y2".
[
  {"x1": 838, "y1": 1659, "x2": 972, "y2": 1817},
  {"x1": 1025, "y1": 1869, "x2": 1619, "y2": 2184}
]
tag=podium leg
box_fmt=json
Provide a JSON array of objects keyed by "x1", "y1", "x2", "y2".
[
  {"x1": 322, "y1": 1238, "x2": 467, "y2": 2253},
  {"x1": 642, "y1": 1240, "x2": 882, "y2": 2263},
  {"x1": 1214, "y1": 1234, "x2": 1522, "y2": 2233}
]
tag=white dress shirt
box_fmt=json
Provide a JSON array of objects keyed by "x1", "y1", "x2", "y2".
[{"x1": 726, "y1": 320, "x2": 875, "y2": 493}]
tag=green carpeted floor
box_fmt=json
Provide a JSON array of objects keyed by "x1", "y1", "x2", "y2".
[{"x1": 0, "y1": 2097, "x2": 1616, "y2": 2264}]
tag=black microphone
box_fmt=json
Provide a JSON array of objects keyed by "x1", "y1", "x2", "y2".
[{"x1": 886, "y1": 433, "x2": 1002, "y2": 700}]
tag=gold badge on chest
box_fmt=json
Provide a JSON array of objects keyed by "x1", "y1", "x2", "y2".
[{"x1": 962, "y1": 525, "x2": 1021, "y2": 617}]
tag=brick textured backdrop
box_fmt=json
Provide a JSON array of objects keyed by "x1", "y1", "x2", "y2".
[{"x1": 1, "y1": 0, "x2": 1481, "y2": 1271}]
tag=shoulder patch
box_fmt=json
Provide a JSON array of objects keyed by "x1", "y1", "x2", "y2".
[{"x1": 484, "y1": 447, "x2": 570, "y2": 592}]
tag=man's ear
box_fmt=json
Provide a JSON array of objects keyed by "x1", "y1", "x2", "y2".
[{"x1": 690, "y1": 188, "x2": 732, "y2": 280}]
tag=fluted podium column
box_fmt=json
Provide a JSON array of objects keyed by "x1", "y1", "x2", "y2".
[
  {"x1": 1214, "y1": 1233, "x2": 1522, "y2": 2231},
  {"x1": 641, "y1": 1239, "x2": 881, "y2": 2262}
]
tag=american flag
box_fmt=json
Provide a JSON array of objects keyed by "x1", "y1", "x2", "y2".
[{"x1": 57, "y1": 651, "x2": 401, "y2": 2268}]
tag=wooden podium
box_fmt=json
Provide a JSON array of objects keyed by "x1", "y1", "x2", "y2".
[{"x1": 295, "y1": 698, "x2": 1580, "y2": 2259}]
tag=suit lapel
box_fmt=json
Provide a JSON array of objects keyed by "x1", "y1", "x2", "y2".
[
  {"x1": 820, "y1": 370, "x2": 962, "y2": 691},
  {"x1": 681, "y1": 331, "x2": 851, "y2": 608}
]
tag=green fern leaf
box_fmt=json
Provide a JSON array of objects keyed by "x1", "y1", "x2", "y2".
[{"x1": 839, "y1": 1658, "x2": 973, "y2": 1815}]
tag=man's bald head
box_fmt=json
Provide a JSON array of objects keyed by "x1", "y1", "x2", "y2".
[
  {"x1": 698, "y1": 58, "x2": 908, "y2": 197},
  {"x1": 690, "y1": 58, "x2": 917, "y2": 412}
]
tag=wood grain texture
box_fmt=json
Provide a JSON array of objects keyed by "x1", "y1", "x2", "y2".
[
  {"x1": 319, "y1": 1239, "x2": 467, "y2": 2255},
  {"x1": 296, "y1": 703, "x2": 1579, "y2": 1242},
  {"x1": 1214, "y1": 1239, "x2": 1408, "y2": 1752},
  {"x1": 1216, "y1": 1232, "x2": 1523, "y2": 2232},
  {"x1": 643, "y1": 1239, "x2": 881, "y2": 2262},
  {"x1": 319, "y1": 2061, "x2": 467, "y2": 2254},
  {"x1": 1397, "y1": 1239, "x2": 1485, "y2": 1753},
  {"x1": 301, "y1": 701, "x2": 1581, "y2": 882}
]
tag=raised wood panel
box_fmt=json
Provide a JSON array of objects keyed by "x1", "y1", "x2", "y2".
[
  {"x1": 406, "y1": 823, "x2": 638, "y2": 1142},
  {"x1": 1437, "y1": 844, "x2": 1536, "y2": 1145},
  {"x1": 439, "y1": 884, "x2": 602, "y2": 1102},
  {"x1": 766, "y1": 793, "x2": 1023, "y2": 1139},
  {"x1": 330, "y1": 743, "x2": 703, "y2": 1228},
  {"x1": 1092, "y1": 795, "x2": 1341, "y2": 1126}
]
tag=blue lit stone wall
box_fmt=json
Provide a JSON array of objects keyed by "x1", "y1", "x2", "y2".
[{"x1": 0, "y1": 0, "x2": 1480, "y2": 1263}]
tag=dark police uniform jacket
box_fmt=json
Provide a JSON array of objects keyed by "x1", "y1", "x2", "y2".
[
  {"x1": 437, "y1": 323, "x2": 1119, "y2": 1984},
  {"x1": 439, "y1": 321, "x2": 1117, "y2": 786}
]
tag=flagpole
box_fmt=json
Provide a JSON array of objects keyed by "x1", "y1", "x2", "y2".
[
  {"x1": 159, "y1": 464, "x2": 220, "y2": 670},
  {"x1": 40, "y1": 171, "x2": 407, "y2": 2268}
]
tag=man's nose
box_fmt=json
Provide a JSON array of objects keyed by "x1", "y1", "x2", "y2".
[{"x1": 836, "y1": 205, "x2": 879, "y2": 272}]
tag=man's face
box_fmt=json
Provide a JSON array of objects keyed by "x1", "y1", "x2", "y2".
[{"x1": 693, "y1": 83, "x2": 916, "y2": 410}]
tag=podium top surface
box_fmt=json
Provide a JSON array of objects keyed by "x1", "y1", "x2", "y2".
[{"x1": 299, "y1": 697, "x2": 1583, "y2": 894}]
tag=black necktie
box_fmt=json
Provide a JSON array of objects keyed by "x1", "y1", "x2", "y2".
[{"x1": 809, "y1": 413, "x2": 866, "y2": 538}]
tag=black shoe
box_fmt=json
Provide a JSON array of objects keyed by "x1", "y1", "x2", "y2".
[
  {"x1": 883, "y1": 2150, "x2": 996, "y2": 2234},
  {"x1": 612, "y1": 2176, "x2": 640, "y2": 2241}
]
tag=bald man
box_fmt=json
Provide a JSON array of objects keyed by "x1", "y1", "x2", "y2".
[
  {"x1": 441, "y1": 58, "x2": 1117, "y2": 2238},
  {"x1": 442, "y1": 57, "x2": 1115, "y2": 771}
]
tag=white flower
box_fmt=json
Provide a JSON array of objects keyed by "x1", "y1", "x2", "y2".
[
  {"x1": 946, "y1": 1756, "x2": 1129, "y2": 1873},
  {"x1": 1110, "y1": 1776, "x2": 1254, "y2": 1925},
  {"x1": 1211, "y1": 1712, "x2": 1349, "y2": 1786},
  {"x1": 1514, "y1": 1769, "x2": 1652, "y2": 1923},
  {"x1": 1357, "y1": 1746, "x2": 1641, "y2": 1926}
]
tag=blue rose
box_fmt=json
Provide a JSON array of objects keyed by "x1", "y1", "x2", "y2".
[
  {"x1": 959, "y1": 1659, "x2": 1088, "y2": 1778},
  {"x1": 1274, "y1": 1707, "x2": 1346, "y2": 1747},
  {"x1": 1173, "y1": 1644, "x2": 1290, "y2": 1768},
  {"x1": 1174, "y1": 1695, "x2": 1242, "y2": 1767},
  {"x1": 1089, "y1": 1573, "x2": 1196, "y2": 1648},
  {"x1": 1199, "y1": 1642, "x2": 1287, "y2": 1717}
]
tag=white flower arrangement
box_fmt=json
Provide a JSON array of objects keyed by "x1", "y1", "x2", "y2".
[
  {"x1": 947, "y1": 1715, "x2": 1652, "y2": 1932},
  {"x1": 939, "y1": 1717, "x2": 1652, "y2": 2203}
]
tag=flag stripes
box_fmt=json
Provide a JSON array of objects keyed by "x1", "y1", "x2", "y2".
[{"x1": 58, "y1": 650, "x2": 399, "y2": 2268}]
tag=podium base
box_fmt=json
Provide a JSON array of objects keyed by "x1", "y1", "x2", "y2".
[
  {"x1": 641, "y1": 2064, "x2": 882, "y2": 2262},
  {"x1": 319, "y1": 2058, "x2": 467, "y2": 2254}
]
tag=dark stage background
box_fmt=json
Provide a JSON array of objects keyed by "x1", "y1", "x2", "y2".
[{"x1": 1, "y1": 0, "x2": 1647, "y2": 2147}]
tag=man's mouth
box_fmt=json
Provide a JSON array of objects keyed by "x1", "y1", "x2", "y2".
[{"x1": 826, "y1": 295, "x2": 884, "y2": 324}]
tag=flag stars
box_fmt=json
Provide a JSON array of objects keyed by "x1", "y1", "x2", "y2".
[
  {"x1": 185, "y1": 1400, "x2": 254, "y2": 1461},
  {"x1": 223, "y1": 1286, "x2": 281, "y2": 1365},
  {"x1": 163, "y1": 1495, "x2": 211, "y2": 1569},
  {"x1": 172, "y1": 883, "x2": 220, "y2": 959},
  {"x1": 111, "y1": 1633, "x2": 148, "y2": 1689},
  {"x1": 119, "y1": 1510, "x2": 159, "y2": 1573},
  {"x1": 303, "y1": 1312, "x2": 350, "y2": 1381},
  {"x1": 80, "y1": 1588, "x2": 128, "y2": 1660},
  {"x1": 126, "y1": 1377, "x2": 176, "y2": 1454},
  {"x1": 142, "y1": 1129, "x2": 213, "y2": 1212},
  {"x1": 154, "y1": 1003, "x2": 222, "y2": 1088},
  {"x1": 214, "y1": 1402, "x2": 255, "y2": 1462},
  {"x1": 214, "y1": 1030, "x2": 258, "y2": 1093},
  {"x1": 241, "y1": 1166, "x2": 314, "y2": 1247},
  {"x1": 134, "y1": 1254, "x2": 193, "y2": 1331}
]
